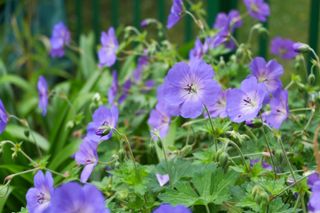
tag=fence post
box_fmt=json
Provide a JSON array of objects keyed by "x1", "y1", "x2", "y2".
[
  {"x1": 258, "y1": 0, "x2": 269, "y2": 58},
  {"x1": 157, "y1": 0, "x2": 166, "y2": 25},
  {"x1": 75, "y1": 0, "x2": 83, "y2": 41},
  {"x1": 111, "y1": 0, "x2": 119, "y2": 28},
  {"x1": 207, "y1": 0, "x2": 220, "y2": 26},
  {"x1": 92, "y1": 0, "x2": 100, "y2": 43},
  {"x1": 308, "y1": 0, "x2": 320, "y2": 74},
  {"x1": 184, "y1": 2, "x2": 192, "y2": 42},
  {"x1": 134, "y1": 0, "x2": 141, "y2": 28}
]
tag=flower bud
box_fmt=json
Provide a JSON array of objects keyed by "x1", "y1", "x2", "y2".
[
  {"x1": 293, "y1": 42, "x2": 310, "y2": 53},
  {"x1": 308, "y1": 73, "x2": 316, "y2": 84},
  {"x1": 218, "y1": 152, "x2": 229, "y2": 168},
  {"x1": 252, "y1": 185, "x2": 269, "y2": 205},
  {"x1": 180, "y1": 145, "x2": 193, "y2": 156}
]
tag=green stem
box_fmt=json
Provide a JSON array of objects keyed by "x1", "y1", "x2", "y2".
[
  {"x1": 285, "y1": 80, "x2": 294, "y2": 90},
  {"x1": 158, "y1": 137, "x2": 172, "y2": 187},
  {"x1": 300, "y1": 193, "x2": 307, "y2": 213},
  {"x1": 261, "y1": 127, "x2": 277, "y2": 178},
  {"x1": 277, "y1": 135, "x2": 297, "y2": 182},
  {"x1": 9, "y1": 115, "x2": 42, "y2": 157},
  {"x1": 203, "y1": 105, "x2": 217, "y2": 151},
  {"x1": 304, "y1": 108, "x2": 315, "y2": 131},
  {"x1": 113, "y1": 129, "x2": 139, "y2": 176},
  {"x1": 228, "y1": 140, "x2": 249, "y2": 171},
  {"x1": 271, "y1": 175, "x2": 307, "y2": 200},
  {"x1": 290, "y1": 107, "x2": 313, "y2": 112},
  {"x1": 205, "y1": 204, "x2": 210, "y2": 213}
]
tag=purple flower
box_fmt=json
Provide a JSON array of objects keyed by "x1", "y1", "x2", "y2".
[
  {"x1": 50, "y1": 182, "x2": 110, "y2": 213},
  {"x1": 249, "y1": 57, "x2": 284, "y2": 93},
  {"x1": 207, "y1": 89, "x2": 229, "y2": 118},
  {"x1": 189, "y1": 38, "x2": 208, "y2": 60},
  {"x1": 214, "y1": 10, "x2": 242, "y2": 32},
  {"x1": 148, "y1": 104, "x2": 171, "y2": 140},
  {"x1": 37, "y1": 76, "x2": 49, "y2": 116},
  {"x1": 133, "y1": 55, "x2": 149, "y2": 82},
  {"x1": 86, "y1": 106, "x2": 119, "y2": 143},
  {"x1": 167, "y1": 0, "x2": 184, "y2": 29},
  {"x1": 26, "y1": 171, "x2": 54, "y2": 213},
  {"x1": 308, "y1": 181, "x2": 320, "y2": 212},
  {"x1": 153, "y1": 204, "x2": 191, "y2": 213},
  {"x1": 209, "y1": 27, "x2": 236, "y2": 50},
  {"x1": 140, "y1": 19, "x2": 150, "y2": 28},
  {"x1": 262, "y1": 89, "x2": 289, "y2": 129},
  {"x1": 141, "y1": 80, "x2": 155, "y2": 93},
  {"x1": 271, "y1": 37, "x2": 298, "y2": 60},
  {"x1": 244, "y1": 0, "x2": 270, "y2": 22},
  {"x1": 308, "y1": 172, "x2": 320, "y2": 188},
  {"x1": 108, "y1": 71, "x2": 119, "y2": 105},
  {"x1": 50, "y1": 22, "x2": 71, "y2": 58},
  {"x1": 227, "y1": 76, "x2": 267, "y2": 123},
  {"x1": 75, "y1": 138, "x2": 98, "y2": 183},
  {"x1": 0, "y1": 99, "x2": 8, "y2": 134},
  {"x1": 156, "y1": 173, "x2": 170, "y2": 187},
  {"x1": 162, "y1": 59, "x2": 221, "y2": 118},
  {"x1": 250, "y1": 159, "x2": 273, "y2": 171},
  {"x1": 98, "y1": 27, "x2": 119, "y2": 68},
  {"x1": 118, "y1": 79, "x2": 132, "y2": 104}
]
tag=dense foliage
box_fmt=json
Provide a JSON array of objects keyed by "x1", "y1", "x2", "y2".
[{"x1": 0, "y1": 0, "x2": 320, "y2": 212}]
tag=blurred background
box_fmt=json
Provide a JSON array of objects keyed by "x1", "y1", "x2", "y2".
[{"x1": 0, "y1": 0, "x2": 319, "y2": 55}]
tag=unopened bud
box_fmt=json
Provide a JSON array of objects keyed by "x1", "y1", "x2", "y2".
[
  {"x1": 252, "y1": 185, "x2": 269, "y2": 204},
  {"x1": 180, "y1": 145, "x2": 193, "y2": 156},
  {"x1": 293, "y1": 42, "x2": 310, "y2": 53},
  {"x1": 218, "y1": 152, "x2": 229, "y2": 168},
  {"x1": 308, "y1": 73, "x2": 316, "y2": 84}
]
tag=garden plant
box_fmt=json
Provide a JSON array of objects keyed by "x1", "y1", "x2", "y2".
[{"x1": 1, "y1": 0, "x2": 320, "y2": 212}]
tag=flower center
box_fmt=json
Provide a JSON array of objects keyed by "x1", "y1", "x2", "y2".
[
  {"x1": 96, "y1": 121, "x2": 111, "y2": 136},
  {"x1": 184, "y1": 83, "x2": 197, "y2": 94},
  {"x1": 257, "y1": 71, "x2": 268, "y2": 83},
  {"x1": 250, "y1": 3, "x2": 259, "y2": 12},
  {"x1": 279, "y1": 48, "x2": 287, "y2": 56},
  {"x1": 37, "y1": 192, "x2": 50, "y2": 205},
  {"x1": 243, "y1": 96, "x2": 256, "y2": 107}
]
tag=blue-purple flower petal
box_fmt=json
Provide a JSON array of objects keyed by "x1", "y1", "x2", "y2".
[{"x1": 37, "y1": 76, "x2": 49, "y2": 116}]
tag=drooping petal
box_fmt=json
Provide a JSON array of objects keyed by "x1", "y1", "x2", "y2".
[
  {"x1": 81, "y1": 163, "x2": 97, "y2": 183},
  {"x1": 180, "y1": 97, "x2": 203, "y2": 118}
]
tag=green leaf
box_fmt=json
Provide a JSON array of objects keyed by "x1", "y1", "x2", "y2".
[
  {"x1": 5, "y1": 124, "x2": 49, "y2": 151},
  {"x1": 0, "y1": 74, "x2": 35, "y2": 94},
  {"x1": 159, "y1": 163, "x2": 239, "y2": 207},
  {"x1": 158, "y1": 182, "x2": 199, "y2": 206},
  {"x1": 79, "y1": 32, "x2": 96, "y2": 79},
  {"x1": 0, "y1": 185, "x2": 12, "y2": 212}
]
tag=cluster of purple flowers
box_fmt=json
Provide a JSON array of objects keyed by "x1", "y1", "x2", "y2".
[
  {"x1": 189, "y1": 10, "x2": 242, "y2": 59},
  {"x1": 149, "y1": 56, "x2": 289, "y2": 139},
  {"x1": 26, "y1": 170, "x2": 190, "y2": 213},
  {"x1": 49, "y1": 22, "x2": 71, "y2": 58},
  {"x1": 26, "y1": 171, "x2": 110, "y2": 213},
  {"x1": 74, "y1": 105, "x2": 118, "y2": 182}
]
